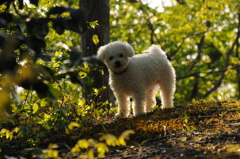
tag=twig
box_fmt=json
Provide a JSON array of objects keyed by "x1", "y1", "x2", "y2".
[
  {"x1": 171, "y1": 31, "x2": 208, "y2": 57},
  {"x1": 23, "y1": 89, "x2": 30, "y2": 106},
  {"x1": 12, "y1": 1, "x2": 19, "y2": 15},
  {"x1": 177, "y1": 65, "x2": 240, "y2": 80}
]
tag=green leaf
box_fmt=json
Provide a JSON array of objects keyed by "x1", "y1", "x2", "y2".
[
  {"x1": 40, "y1": 99, "x2": 48, "y2": 107},
  {"x1": 92, "y1": 34, "x2": 99, "y2": 45},
  {"x1": 68, "y1": 122, "x2": 81, "y2": 130},
  {"x1": 33, "y1": 104, "x2": 39, "y2": 114},
  {"x1": 92, "y1": 109, "x2": 100, "y2": 120},
  {"x1": 48, "y1": 85, "x2": 58, "y2": 99}
]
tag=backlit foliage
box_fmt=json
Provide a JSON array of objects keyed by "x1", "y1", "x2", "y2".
[{"x1": 110, "y1": 0, "x2": 240, "y2": 103}]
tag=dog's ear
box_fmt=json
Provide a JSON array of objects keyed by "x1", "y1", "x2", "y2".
[
  {"x1": 97, "y1": 45, "x2": 107, "y2": 62},
  {"x1": 121, "y1": 42, "x2": 134, "y2": 57}
]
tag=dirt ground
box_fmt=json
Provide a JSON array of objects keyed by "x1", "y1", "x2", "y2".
[
  {"x1": 102, "y1": 129, "x2": 240, "y2": 159},
  {"x1": 100, "y1": 100, "x2": 240, "y2": 159}
]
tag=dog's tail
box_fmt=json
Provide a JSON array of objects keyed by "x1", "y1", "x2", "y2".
[{"x1": 145, "y1": 45, "x2": 167, "y2": 58}]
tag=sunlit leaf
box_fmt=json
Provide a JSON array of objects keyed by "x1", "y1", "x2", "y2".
[
  {"x1": 95, "y1": 143, "x2": 109, "y2": 156},
  {"x1": 68, "y1": 122, "x2": 81, "y2": 130},
  {"x1": 119, "y1": 130, "x2": 135, "y2": 139},
  {"x1": 40, "y1": 99, "x2": 48, "y2": 107},
  {"x1": 33, "y1": 104, "x2": 39, "y2": 114},
  {"x1": 92, "y1": 34, "x2": 99, "y2": 45},
  {"x1": 88, "y1": 149, "x2": 95, "y2": 159},
  {"x1": 77, "y1": 139, "x2": 89, "y2": 149},
  {"x1": 88, "y1": 20, "x2": 98, "y2": 29},
  {"x1": 180, "y1": 137, "x2": 187, "y2": 142},
  {"x1": 79, "y1": 71, "x2": 87, "y2": 78},
  {"x1": 48, "y1": 85, "x2": 58, "y2": 99},
  {"x1": 48, "y1": 144, "x2": 59, "y2": 149},
  {"x1": 99, "y1": 134, "x2": 118, "y2": 146},
  {"x1": 92, "y1": 109, "x2": 100, "y2": 120},
  {"x1": 78, "y1": 98, "x2": 86, "y2": 106},
  {"x1": 118, "y1": 137, "x2": 126, "y2": 146}
]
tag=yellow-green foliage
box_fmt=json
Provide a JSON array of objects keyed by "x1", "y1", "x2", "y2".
[
  {"x1": 42, "y1": 144, "x2": 59, "y2": 159},
  {"x1": 42, "y1": 130, "x2": 135, "y2": 159},
  {"x1": 0, "y1": 127, "x2": 19, "y2": 140}
]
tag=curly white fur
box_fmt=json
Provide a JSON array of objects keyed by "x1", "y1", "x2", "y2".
[{"x1": 97, "y1": 41, "x2": 176, "y2": 118}]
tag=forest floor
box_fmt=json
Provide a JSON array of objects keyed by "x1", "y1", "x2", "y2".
[
  {"x1": 41, "y1": 99, "x2": 240, "y2": 159},
  {"x1": 100, "y1": 100, "x2": 240, "y2": 159}
]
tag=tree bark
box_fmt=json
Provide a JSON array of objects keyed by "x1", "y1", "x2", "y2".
[
  {"x1": 80, "y1": 0, "x2": 115, "y2": 107},
  {"x1": 80, "y1": 0, "x2": 110, "y2": 56}
]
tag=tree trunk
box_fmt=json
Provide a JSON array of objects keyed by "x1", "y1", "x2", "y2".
[{"x1": 80, "y1": 0, "x2": 115, "y2": 108}]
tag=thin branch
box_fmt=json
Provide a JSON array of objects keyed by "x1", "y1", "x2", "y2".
[
  {"x1": 4, "y1": 1, "x2": 11, "y2": 12},
  {"x1": 170, "y1": 30, "x2": 208, "y2": 58},
  {"x1": 177, "y1": 65, "x2": 240, "y2": 80},
  {"x1": 23, "y1": 89, "x2": 30, "y2": 106},
  {"x1": 12, "y1": 1, "x2": 19, "y2": 15},
  {"x1": 190, "y1": 31, "x2": 206, "y2": 99}
]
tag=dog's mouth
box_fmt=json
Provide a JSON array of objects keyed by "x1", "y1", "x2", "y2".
[{"x1": 111, "y1": 60, "x2": 128, "y2": 74}]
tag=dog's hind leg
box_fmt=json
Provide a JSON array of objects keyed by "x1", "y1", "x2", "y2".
[
  {"x1": 145, "y1": 89, "x2": 157, "y2": 113},
  {"x1": 115, "y1": 94, "x2": 130, "y2": 118},
  {"x1": 159, "y1": 74, "x2": 175, "y2": 109},
  {"x1": 132, "y1": 92, "x2": 145, "y2": 116}
]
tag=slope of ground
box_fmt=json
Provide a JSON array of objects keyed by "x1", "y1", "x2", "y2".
[
  {"x1": 98, "y1": 99, "x2": 240, "y2": 159},
  {"x1": 37, "y1": 99, "x2": 240, "y2": 158}
]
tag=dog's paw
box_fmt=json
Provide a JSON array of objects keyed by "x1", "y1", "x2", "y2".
[
  {"x1": 115, "y1": 112, "x2": 128, "y2": 118},
  {"x1": 162, "y1": 105, "x2": 174, "y2": 109},
  {"x1": 115, "y1": 113, "x2": 124, "y2": 118},
  {"x1": 133, "y1": 112, "x2": 145, "y2": 117}
]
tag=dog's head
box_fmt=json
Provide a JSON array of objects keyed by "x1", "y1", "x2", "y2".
[{"x1": 97, "y1": 41, "x2": 134, "y2": 74}]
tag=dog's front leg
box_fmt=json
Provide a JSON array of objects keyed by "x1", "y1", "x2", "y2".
[
  {"x1": 115, "y1": 94, "x2": 130, "y2": 118},
  {"x1": 132, "y1": 92, "x2": 145, "y2": 116}
]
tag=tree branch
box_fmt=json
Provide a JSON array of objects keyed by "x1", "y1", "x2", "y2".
[
  {"x1": 177, "y1": 65, "x2": 240, "y2": 80},
  {"x1": 170, "y1": 30, "x2": 208, "y2": 57},
  {"x1": 12, "y1": 1, "x2": 19, "y2": 15},
  {"x1": 190, "y1": 31, "x2": 206, "y2": 99}
]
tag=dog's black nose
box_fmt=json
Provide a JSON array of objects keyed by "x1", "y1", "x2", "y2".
[{"x1": 115, "y1": 61, "x2": 121, "y2": 67}]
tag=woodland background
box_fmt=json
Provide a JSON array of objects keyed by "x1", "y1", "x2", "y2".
[{"x1": 0, "y1": 0, "x2": 239, "y2": 158}]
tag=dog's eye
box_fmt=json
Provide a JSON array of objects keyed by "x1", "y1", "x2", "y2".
[
  {"x1": 109, "y1": 56, "x2": 113, "y2": 60},
  {"x1": 119, "y1": 54, "x2": 123, "y2": 57}
]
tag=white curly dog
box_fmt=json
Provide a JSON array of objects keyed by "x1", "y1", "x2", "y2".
[{"x1": 97, "y1": 41, "x2": 176, "y2": 118}]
